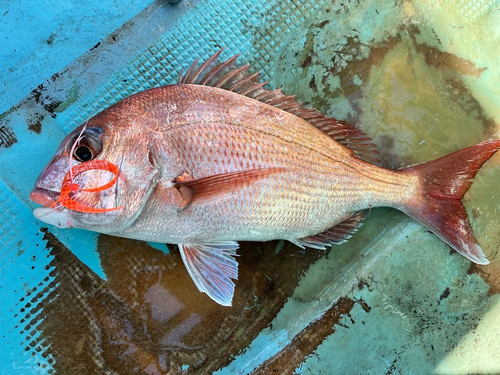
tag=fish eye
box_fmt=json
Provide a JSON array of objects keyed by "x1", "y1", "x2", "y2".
[
  {"x1": 70, "y1": 128, "x2": 103, "y2": 162},
  {"x1": 74, "y1": 145, "x2": 93, "y2": 161}
]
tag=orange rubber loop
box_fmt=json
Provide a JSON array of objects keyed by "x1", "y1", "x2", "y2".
[
  {"x1": 71, "y1": 160, "x2": 120, "y2": 193},
  {"x1": 51, "y1": 160, "x2": 124, "y2": 213}
]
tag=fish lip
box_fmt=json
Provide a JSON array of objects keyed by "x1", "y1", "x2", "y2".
[{"x1": 29, "y1": 188, "x2": 59, "y2": 207}]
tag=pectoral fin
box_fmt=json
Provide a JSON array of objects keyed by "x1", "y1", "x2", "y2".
[
  {"x1": 178, "y1": 241, "x2": 239, "y2": 306},
  {"x1": 174, "y1": 168, "x2": 285, "y2": 209}
]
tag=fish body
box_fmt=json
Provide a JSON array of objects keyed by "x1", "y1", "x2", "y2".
[
  {"x1": 97, "y1": 84, "x2": 413, "y2": 244},
  {"x1": 30, "y1": 51, "x2": 499, "y2": 305}
]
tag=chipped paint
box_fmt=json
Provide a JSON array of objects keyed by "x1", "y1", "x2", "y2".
[
  {"x1": 0, "y1": 124, "x2": 17, "y2": 148},
  {"x1": 2, "y1": 0, "x2": 500, "y2": 373}
]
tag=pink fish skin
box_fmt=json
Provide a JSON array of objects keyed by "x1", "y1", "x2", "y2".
[{"x1": 30, "y1": 51, "x2": 500, "y2": 306}]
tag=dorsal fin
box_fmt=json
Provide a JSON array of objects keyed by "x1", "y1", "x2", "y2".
[
  {"x1": 291, "y1": 211, "x2": 365, "y2": 249},
  {"x1": 178, "y1": 50, "x2": 381, "y2": 165}
]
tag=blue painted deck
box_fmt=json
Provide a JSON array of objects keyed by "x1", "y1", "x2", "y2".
[{"x1": 1, "y1": 0, "x2": 500, "y2": 373}]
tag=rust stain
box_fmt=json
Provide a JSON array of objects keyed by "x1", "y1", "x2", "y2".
[
  {"x1": 283, "y1": 20, "x2": 496, "y2": 153},
  {"x1": 21, "y1": 229, "x2": 318, "y2": 373},
  {"x1": 406, "y1": 25, "x2": 494, "y2": 136},
  {"x1": 27, "y1": 113, "x2": 44, "y2": 134},
  {"x1": 414, "y1": 44, "x2": 487, "y2": 78},
  {"x1": 29, "y1": 78, "x2": 63, "y2": 120},
  {"x1": 334, "y1": 34, "x2": 401, "y2": 99},
  {"x1": 469, "y1": 262, "x2": 500, "y2": 296},
  {"x1": 0, "y1": 124, "x2": 17, "y2": 148},
  {"x1": 442, "y1": 76, "x2": 497, "y2": 138},
  {"x1": 253, "y1": 296, "x2": 370, "y2": 374},
  {"x1": 277, "y1": 21, "x2": 402, "y2": 117}
]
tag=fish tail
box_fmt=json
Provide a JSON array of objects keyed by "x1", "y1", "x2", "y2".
[{"x1": 403, "y1": 140, "x2": 500, "y2": 264}]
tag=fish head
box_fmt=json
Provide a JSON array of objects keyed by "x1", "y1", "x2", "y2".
[{"x1": 30, "y1": 106, "x2": 160, "y2": 233}]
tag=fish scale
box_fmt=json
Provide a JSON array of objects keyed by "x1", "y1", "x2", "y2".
[
  {"x1": 119, "y1": 96, "x2": 409, "y2": 243},
  {"x1": 151, "y1": 118, "x2": 393, "y2": 239},
  {"x1": 31, "y1": 52, "x2": 500, "y2": 306}
]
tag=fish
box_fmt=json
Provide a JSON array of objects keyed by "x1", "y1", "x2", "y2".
[
  {"x1": 30, "y1": 50, "x2": 500, "y2": 306},
  {"x1": 52, "y1": 159, "x2": 124, "y2": 213}
]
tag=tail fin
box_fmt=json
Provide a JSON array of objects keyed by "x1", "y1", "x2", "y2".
[{"x1": 404, "y1": 140, "x2": 500, "y2": 265}]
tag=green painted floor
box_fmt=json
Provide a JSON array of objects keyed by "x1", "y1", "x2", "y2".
[{"x1": 2, "y1": 0, "x2": 500, "y2": 373}]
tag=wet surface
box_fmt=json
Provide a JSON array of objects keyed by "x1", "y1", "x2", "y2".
[
  {"x1": 274, "y1": 5, "x2": 494, "y2": 168},
  {"x1": 272, "y1": 0, "x2": 500, "y2": 286},
  {"x1": 253, "y1": 297, "x2": 360, "y2": 374},
  {"x1": 34, "y1": 229, "x2": 319, "y2": 373},
  {"x1": 4, "y1": 0, "x2": 500, "y2": 373}
]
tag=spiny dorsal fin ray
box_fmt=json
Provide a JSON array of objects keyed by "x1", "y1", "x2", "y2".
[
  {"x1": 292, "y1": 211, "x2": 365, "y2": 249},
  {"x1": 181, "y1": 50, "x2": 222, "y2": 84},
  {"x1": 178, "y1": 50, "x2": 381, "y2": 165}
]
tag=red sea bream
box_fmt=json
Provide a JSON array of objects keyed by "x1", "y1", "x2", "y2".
[{"x1": 30, "y1": 51, "x2": 500, "y2": 306}]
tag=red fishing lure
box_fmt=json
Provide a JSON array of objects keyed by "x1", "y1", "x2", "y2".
[{"x1": 51, "y1": 159, "x2": 124, "y2": 213}]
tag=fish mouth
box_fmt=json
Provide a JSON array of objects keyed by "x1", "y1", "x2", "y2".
[{"x1": 29, "y1": 188, "x2": 59, "y2": 207}]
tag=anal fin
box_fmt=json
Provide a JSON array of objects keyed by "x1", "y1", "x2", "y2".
[
  {"x1": 178, "y1": 242, "x2": 239, "y2": 306},
  {"x1": 293, "y1": 211, "x2": 365, "y2": 250}
]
